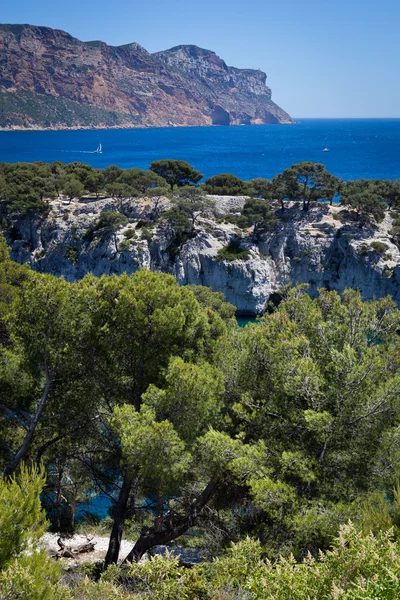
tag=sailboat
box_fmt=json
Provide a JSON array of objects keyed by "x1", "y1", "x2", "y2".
[
  {"x1": 93, "y1": 142, "x2": 102, "y2": 154},
  {"x1": 323, "y1": 146, "x2": 330, "y2": 152}
]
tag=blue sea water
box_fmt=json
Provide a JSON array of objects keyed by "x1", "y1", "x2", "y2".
[{"x1": 0, "y1": 119, "x2": 400, "y2": 181}]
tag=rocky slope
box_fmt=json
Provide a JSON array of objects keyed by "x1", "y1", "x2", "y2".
[
  {"x1": 0, "y1": 24, "x2": 292, "y2": 129},
  {"x1": 6, "y1": 196, "x2": 400, "y2": 315}
]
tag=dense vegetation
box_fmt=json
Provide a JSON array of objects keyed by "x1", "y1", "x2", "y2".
[
  {"x1": 2, "y1": 228, "x2": 400, "y2": 597},
  {"x1": 1, "y1": 159, "x2": 399, "y2": 219},
  {"x1": 2, "y1": 159, "x2": 400, "y2": 596}
]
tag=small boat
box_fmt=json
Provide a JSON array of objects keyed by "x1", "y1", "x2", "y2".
[
  {"x1": 323, "y1": 146, "x2": 330, "y2": 152},
  {"x1": 93, "y1": 142, "x2": 102, "y2": 154}
]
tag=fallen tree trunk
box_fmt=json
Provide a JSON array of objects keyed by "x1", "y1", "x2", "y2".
[{"x1": 52, "y1": 536, "x2": 96, "y2": 559}]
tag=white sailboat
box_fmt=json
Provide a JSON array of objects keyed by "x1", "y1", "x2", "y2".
[
  {"x1": 323, "y1": 146, "x2": 330, "y2": 152},
  {"x1": 94, "y1": 142, "x2": 102, "y2": 154}
]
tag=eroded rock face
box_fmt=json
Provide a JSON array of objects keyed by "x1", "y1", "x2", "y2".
[
  {"x1": 6, "y1": 197, "x2": 400, "y2": 315},
  {"x1": 0, "y1": 25, "x2": 293, "y2": 129}
]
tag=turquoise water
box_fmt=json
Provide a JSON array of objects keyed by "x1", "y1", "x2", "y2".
[
  {"x1": 236, "y1": 316, "x2": 258, "y2": 327},
  {"x1": 1, "y1": 119, "x2": 400, "y2": 181}
]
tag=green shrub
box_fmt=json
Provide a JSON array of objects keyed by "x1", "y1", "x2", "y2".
[
  {"x1": 0, "y1": 465, "x2": 66, "y2": 599},
  {"x1": 127, "y1": 553, "x2": 209, "y2": 600},
  {"x1": 370, "y1": 241, "x2": 389, "y2": 254},
  {"x1": 123, "y1": 228, "x2": 136, "y2": 240},
  {"x1": 65, "y1": 245, "x2": 79, "y2": 264},
  {"x1": 357, "y1": 243, "x2": 370, "y2": 256},
  {"x1": 114, "y1": 524, "x2": 400, "y2": 600},
  {"x1": 141, "y1": 226, "x2": 153, "y2": 242},
  {"x1": 216, "y1": 239, "x2": 250, "y2": 262},
  {"x1": 204, "y1": 524, "x2": 400, "y2": 599}
]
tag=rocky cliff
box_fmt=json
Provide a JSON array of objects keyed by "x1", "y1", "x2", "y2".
[
  {"x1": 0, "y1": 24, "x2": 292, "y2": 129},
  {"x1": 6, "y1": 196, "x2": 400, "y2": 315}
]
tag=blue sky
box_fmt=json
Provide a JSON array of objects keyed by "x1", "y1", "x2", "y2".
[{"x1": 2, "y1": 0, "x2": 400, "y2": 118}]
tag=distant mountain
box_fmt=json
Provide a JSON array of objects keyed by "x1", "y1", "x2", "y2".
[{"x1": 0, "y1": 24, "x2": 293, "y2": 130}]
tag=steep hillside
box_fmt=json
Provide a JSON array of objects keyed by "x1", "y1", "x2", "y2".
[{"x1": 0, "y1": 24, "x2": 293, "y2": 129}]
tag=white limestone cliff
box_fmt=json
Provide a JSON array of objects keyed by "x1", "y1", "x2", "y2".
[{"x1": 6, "y1": 196, "x2": 400, "y2": 315}]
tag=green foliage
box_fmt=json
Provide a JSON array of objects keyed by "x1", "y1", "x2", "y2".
[
  {"x1": 142, "y1": 357, "x2": 224, "y2": 442},
  {"x1": 118, "y1": 240, "x2": 132, "y2": 252},
  {"x1": 126, "y1": 552, "x2": 209, "y2": 600},
  {"x1": 0, "y1": 162, "x2": 53, "y2": 216},
  {"x1": 95, "y1": 211, "x2": 128, "y2": 231},
  {"x1": 140, "y1": 226, "x2": 153, "y2": 242},
  {"x1": 248, "y1": 177, "x2": 273, "y2": 199},
  {"x1": 272, "y1": 162, "x2": 341, "y2": 210},
  {"x1": 0, "y1": 551, "x2": 66, "y2": 600},
  {"x1": 119, "y1": 168, "x2": 168, "y2": 194},
  {"x1": 150, "y1": 159, "x2": 203, "y2": 190},
  {"x1": 240, "y1": 197, "x2": 279, "y2": 240},
  {"x1": 162, "y1": 197, "x2": 203, "y2": 259},
  {"x1": 370, "y1": 240, "x2": 389, "y2": 254},
  {"x1": 101, "y1": 524, "x2": 400, "y2": 600},
  {"x1": 341, "y1": 179, "x2": 387, "y2": 224},
  {"x1": 123, "y1": 227, "x2": 136, "y2": 240},
  {"x1": 4, "y1": 199, "x2": 400, "y2": 587},
  {"x1": 185, "y1": 285, "x2": 236, "y2": 324},
  {"x1": 112, "y1": 404, "x2": 191, "y2": 497},
  {"x1": 65, "y1": 245, "x2": 79, "y2": 264},
  {"x1": 0, "y1": 465, "x2": 47, "y2": 568},
  {"x1": 357, "y1": 241, "x2": 389, "y2": 257},
  {"x1": 0, "y1": 465, "x2": 65, "y2": 599},
  {"x1": 85, "y1": 170, "x2": 106, "y2": 198},
  {"x1": 216, "y1": 239, "x2": 250, "y2": 261},
  {"x1": 170, "y1": 186, "x2": 215, "y2": 228},
  {"x1": 203, "y1": 173, "x2": 250, "y2": 196},
  {"x1": 61, "y1": 175, "x2": 84, "y2": 202},
  {"x1": 91, "y1": 211, "x2": 129, "y2": 252},
  {"x1": 204, "y1": 523, "x2": 400, "y2": 599},
  {"x1": 0, "y1": 88, "x2": 135, "y2": 129}
]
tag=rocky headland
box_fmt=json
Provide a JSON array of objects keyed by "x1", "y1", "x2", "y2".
[
  {"x1": 6, "y1": 195, "x2": 400, "y2": 315},
  {"x1": 0, "y1": 24, "x2": 292, "y2": 129}
]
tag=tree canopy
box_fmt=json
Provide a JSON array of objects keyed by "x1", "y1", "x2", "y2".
[
  {"x1": 150, "y1": 159, "x2": 203, "y2": 190},
  {"x1": 203, "y1": 173, "x2": 250, "y2": 196},
  {"x1": 271, "y1": 162, "x2": 341, "y2": 210},
  {"x1": 341, "y1": 179, "x2": 388, "y2": 224}
]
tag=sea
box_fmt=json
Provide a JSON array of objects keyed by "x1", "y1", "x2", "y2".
[{"x1": 0, "y1": 118, "x2": 400, "y2": 181}]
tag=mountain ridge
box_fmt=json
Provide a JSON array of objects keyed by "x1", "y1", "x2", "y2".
[{"x1": 0, "y1": 24, "x2": 293, "y2": 130}]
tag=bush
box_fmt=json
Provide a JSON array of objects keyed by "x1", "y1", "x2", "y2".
[
  {"x1": 123, "y1": 228, "x2": 136, "y2": 240},
  {"x1": 0, "y1": 465, "x2": 66, "y2": 599},
  {"x1": 65, "y1": 245, "x2": 79, "y2": 264},
  {"x1": 370, "y1": 240, "x2": 389, "y2": 254},
  {"x1": 141, "y1": 226, "x2": 153, "y2": 242},
  {"x1": 216, "y1": 239, "x2": 250, "y2": 262},
  {"x1": 118, "y1": 240, "x2": 133, "y2": 252},
  {"x1": 106, "y1": 524, "x2": 400, "y2": 600},
  {"x1": 357, "y1": 243, "x2": 370, "y2": 256}
]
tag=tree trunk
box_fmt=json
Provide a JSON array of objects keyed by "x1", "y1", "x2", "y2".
[
  {"x1": 122, "y1": 478, "x2": 219, "y2": 563},
  {"x1": 3, "y1": 372, "x2": 53, "y2": 478},
  {"x1": 105, "y1": 468, "x2": 134, "y2": 567}
]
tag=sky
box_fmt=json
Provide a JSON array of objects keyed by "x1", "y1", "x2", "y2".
[{"x1": 2, "y1": 0, "x2": 400, "y2": 118}]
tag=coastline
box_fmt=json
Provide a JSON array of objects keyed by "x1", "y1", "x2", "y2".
[{"x1": 0, "y1": 121, "x2": 293, "y2": 133}]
